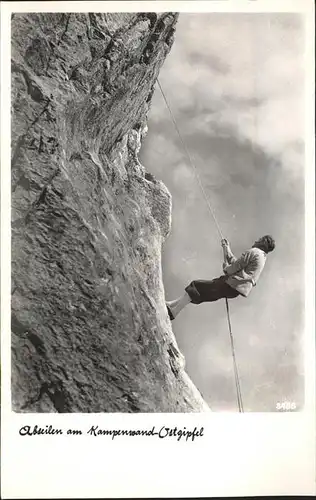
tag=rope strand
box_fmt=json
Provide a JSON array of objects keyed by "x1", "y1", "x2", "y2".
[
  {"x1": 225, "y1": 298, "x2": 244, "y2": 412},
  {"x1": 158, "y1": 78, "x2": 244, "y2": 412},
  {"x1": 157, "y1": 80, "x2": 224, "y2": 240}
]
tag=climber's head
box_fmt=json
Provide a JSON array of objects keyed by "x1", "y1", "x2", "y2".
[{"x1": 253, "y1": 235, "x2": 275, "y2": 253}]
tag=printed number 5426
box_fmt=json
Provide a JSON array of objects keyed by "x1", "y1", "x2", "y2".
[{"x1": 276, "y1": 401, "x2": 296, "y2": 411}]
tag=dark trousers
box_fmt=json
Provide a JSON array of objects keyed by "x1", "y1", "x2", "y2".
[{"x1": 185, "y1": 275, "x2": 240, "y2": 304}]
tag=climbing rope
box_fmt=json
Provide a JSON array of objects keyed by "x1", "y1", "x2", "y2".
[
  {"x1": 157, "y1": 80, "x2": 224, "y2": 240},
  {"x1": 225, "y1": 298, "x2": 244, "y2": 412},
  {"x1": 158, "y1": 78, "x2": 244, "y2": 412}
]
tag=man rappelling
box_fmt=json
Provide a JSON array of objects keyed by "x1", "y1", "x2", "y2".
[{"x1": 166, "y1": 235, "x2": 275, "y2": 320}]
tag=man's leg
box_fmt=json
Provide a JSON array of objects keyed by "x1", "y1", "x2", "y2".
[
  {"x1": 166, "y1": 292, "x2": 191, "y2": 319},
  {"x1": 185, "y1": 276, "x2": 239, "y2": 304},
  {"x1": 166, "y1": 276, "x2": 239, "y2": 321}
]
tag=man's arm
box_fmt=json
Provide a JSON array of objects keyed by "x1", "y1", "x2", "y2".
[
  {"x1": 223, "y1": 251, "x2": 255, "y2": 285},
  {"x1": 221, "y1": 239, "x2": 237, "y2": 264},
  {"x1": 222, "y1": 259, "x2": 254, "y2": 284},
  {"x1": 223, "y1": 251, "x2": 247, "y2": 275},
  {"x1": 223, "y1": 250, "x2": 262, "y2": 286}
]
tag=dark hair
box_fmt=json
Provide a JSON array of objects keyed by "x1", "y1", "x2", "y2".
[{"x1": 259, "y1": 235, "x2": 275, "y2": 253}]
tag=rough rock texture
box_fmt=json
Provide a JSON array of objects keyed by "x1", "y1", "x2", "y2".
[{"x1": 11, "y1": 12, "x2": 209, "y2": 412}]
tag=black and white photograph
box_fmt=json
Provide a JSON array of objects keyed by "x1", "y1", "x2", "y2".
[
  {"x1": 1, "y1": 0, "x2": 315, "y2": 498},
  {"x1": 10, "y1": 8, "x2": 306, "y2": 413}
]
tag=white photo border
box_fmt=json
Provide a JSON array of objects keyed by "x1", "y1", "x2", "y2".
[{"x1": 1, "y1": 1, "x2": 315, "y2": 498}]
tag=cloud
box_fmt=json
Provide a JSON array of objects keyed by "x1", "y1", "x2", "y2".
[{"x1": 158, "y1": 13, "x2": 304, "y2": 178}]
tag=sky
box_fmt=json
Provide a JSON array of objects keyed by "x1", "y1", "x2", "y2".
[{"x1": 140, "y1": 13, "x2": 305, "y2": 411}]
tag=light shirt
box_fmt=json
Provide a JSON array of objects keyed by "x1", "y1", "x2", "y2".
[{"x1": 224, "y1": 247, "x2": 267, "y2": 297}]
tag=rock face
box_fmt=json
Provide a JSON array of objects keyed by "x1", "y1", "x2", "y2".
[{"x1": 11, "y1": 12, "x2": 209, "y2": 412}]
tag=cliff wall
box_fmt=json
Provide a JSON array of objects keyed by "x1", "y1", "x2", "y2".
[{"x1": 11, "y1": 12, "x2": 209, "y2": 412}]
